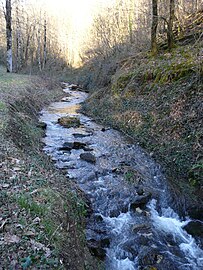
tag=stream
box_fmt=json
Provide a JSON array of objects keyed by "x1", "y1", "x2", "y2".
[{"x1": 40, "y1": 85, "x2": 203, "y2": 270}]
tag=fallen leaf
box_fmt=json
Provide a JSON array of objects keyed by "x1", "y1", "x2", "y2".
[
  {"x1": 4, "y1": 233, "x2": 20, "y2": 244},
  {"x1": 2, "y1": 184, "x2": 10, "y2": 188},
  {"x1": 13, "y1": 167, "x2": 21, "y2": 171},
  {"x1": 31, "y1": 240, "x2": 51, "y2": 257},
  {"x1": 28, "y1": 168, "x2": 33, "y2": 178},
  {"x1": 33, "y1": 217, "x2": 41, "y2": 224},
  {"x1": 24, "y1": 230, "x2": 36, "y2": 237}
]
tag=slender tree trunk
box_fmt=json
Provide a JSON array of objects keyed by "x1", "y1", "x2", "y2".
[
  {"x1": 16, "y1": 4, "x2": 22, "y2": 71},
  {"x1": 43, "y1": 17, "x2": 47, "y2": 69},
  {"x1": 37, "y1": 27, "x2": 42, "y2": 71},
  {"x1": 6, "y1": 0, "x2": 12, "y2": 72},
  {"x1": 168, "y1": 0, "x2": 175, "y2": 50},
  {"x1": 151, "y1": 0, "x2": 158, "y2": 55}
]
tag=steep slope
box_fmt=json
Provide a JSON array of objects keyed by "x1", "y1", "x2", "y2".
[{"x1": 81, "y1": 19, "x2": 203, "y2": 215}]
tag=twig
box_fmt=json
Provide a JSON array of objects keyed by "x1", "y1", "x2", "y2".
[
  {"x1": 0, "y1": 219, "x2": 8, "y2": 232},
  {"x1": 49, "y1": 222, "x2": 63, "y2": 243}
]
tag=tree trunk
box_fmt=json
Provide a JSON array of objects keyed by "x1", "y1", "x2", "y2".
[
  {"x1": 43, "y1": 16, "x2": 47, "y2": 69},
  {"x1": 16, "y1": 4, "x2": 22, "y2": 71},
  {"x1": 6, "y1": 0, "x2": 12, "y2": 72},
  {"x1": 151, "y1": 0, "x2": 158, "y2": 55},
  {"x1": 168, "y1": 0, "x2": 175, "y2": 50},
  {"x1": 37, "y1": 27, "x2": 42, "y2": 71}
]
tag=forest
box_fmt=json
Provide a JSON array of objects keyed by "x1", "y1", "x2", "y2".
[{"x1": 0, "y1": 0, "x2": 203, "y2": 269}]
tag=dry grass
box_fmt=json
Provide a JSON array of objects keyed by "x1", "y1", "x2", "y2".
[
  {"x1": 0, "y1": 67, "x2": 100, "y2": 269},
  {"x1": 82, "y1": 41, "x2": 203, "y2": 213}
]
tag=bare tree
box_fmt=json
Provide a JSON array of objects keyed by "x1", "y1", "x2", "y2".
[
  {"x1": 168, "y1": 0, "x2": 175, "y2": 50},
  {"x1": 43, "y1": 14, "x2": 47, "y2": 69},
  {"x1": 3, "y1": 0, "x2": 13, "y2": 72},
  {"x1": 151, "y1": 0, "x2": 158, "y2": 55}
]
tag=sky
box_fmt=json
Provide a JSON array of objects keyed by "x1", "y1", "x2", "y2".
[
  {"x1": 1, "y1": 0, "x2": 116, "y2": 65},
  {"x1": 30, "y1": 0, "x2": 116, "y2": 65}
]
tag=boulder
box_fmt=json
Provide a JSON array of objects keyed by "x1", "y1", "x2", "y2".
[
  {"x1": 138, "y1": 246, "x2": 160, "y2": 266},
  {"x1": 72, "y1": 141, "x2": 87, "y2": 149},
  {"x1": 183, "y1": 220, "x2": 203, "y2": 237},
  {"x1": 59, "y1": 142, "x2": 74, "y2": 151},
  {"x1": 130, "y1": 193, "x2": 152, "y2": 210},
  {"x1": 58, "y1": 116, "x2": 80, "y2": 128},
  {"x1": 37, "y1": 122, "x2": 47, "y2": 130},
  {"x1": 61, "y1": 82, "x2": 69, "y2": 89},
  {"x1": 87, "y1": 225, "x2": 110, "y2": 259},
  {"x1": 69, "y1": 84, "x2": 79, "y2": 90},
  {"x1": 59, "y1": 141, "x2": 87, "y2": 152},
  {"x1": 87, "y1": 239, "x2": 107, "y2": 259},
  {"x1": 80, "y1": 153, "x2": 96, "y2": 163}
]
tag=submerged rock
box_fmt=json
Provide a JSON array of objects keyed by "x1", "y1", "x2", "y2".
[
  {"x1": 80, "y1": 153, "x2": 96, "y2": 163},
  {"x1": 137, "y1": 186, "x2": 144, "y2": 195},
  {"x1": 132, "y1": 223, "x2": 151, "y2": 234},
  {"x1": 58, "y1": 116, "x2": 80, "y2": 128},
  {"x1": 73, "y1": 133, "x2": 90, "y2": 138}
]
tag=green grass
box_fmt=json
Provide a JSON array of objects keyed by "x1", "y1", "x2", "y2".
[
  {"x1": 0, "y1": 66, "x2": 100, "y2": 269},
  {"x1": 0, "y1": 66, "x2": 32, "y2": 92}
]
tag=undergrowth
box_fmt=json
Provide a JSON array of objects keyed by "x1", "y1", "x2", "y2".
[
  {"x1": 82, "y1": 41, "x2": 203, "y2": 212},
  {"x1": 0, "y1": 67, "x2": 100, "y2": 269}
]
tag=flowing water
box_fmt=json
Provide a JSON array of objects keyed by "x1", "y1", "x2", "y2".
[{"x1": 40, "y1": 86, "x2": 203, "y2": 270}]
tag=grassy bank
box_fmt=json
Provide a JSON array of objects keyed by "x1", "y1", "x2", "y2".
[
  {"x1": 82, "y1": 41, "x2": 203, "y2": 215},
  {"x1": 0, "y1": 67, "x2": 100, "y2": 269}
]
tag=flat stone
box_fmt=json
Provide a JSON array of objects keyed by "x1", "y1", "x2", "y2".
[
  {"x1": 58, "y1": 116, "x2": 80, "y2": 128},
  {"x1": 80, "y1": 153, "x2": 96, "y2": 163},
  {"x1": 73, "y1": 133, "x2": 90, "y2": 138},
  {"x1": 132, "y1": 223, "x2": 151, "y2": 234}
]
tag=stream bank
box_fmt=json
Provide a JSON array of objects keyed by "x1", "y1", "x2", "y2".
[
  {"x1": 0, "y1": 78, "x2": 98, "y2": 269},
  {"x1": 40, "y1": 84, "x2": 203, "y2": 270}
]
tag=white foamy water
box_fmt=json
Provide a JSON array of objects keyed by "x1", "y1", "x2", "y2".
[
  {"x1": 150, "y1": 199, "x2": 203, "y2": 269},
  {"x1": 40, "y1": 87, "x2": 203, "y2": 270}
]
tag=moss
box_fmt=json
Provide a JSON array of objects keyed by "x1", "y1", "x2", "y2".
[
  {"x1": 111, "y1": 72, "x2": 134, "y2": 93},
  {"x1": 58, "y1": 116, "x2": 81, "y2": 128}
]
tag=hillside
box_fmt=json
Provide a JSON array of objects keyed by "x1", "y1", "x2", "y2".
[{"x1": 80, "y1": 15, "x2": 203, "y2": 216}]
